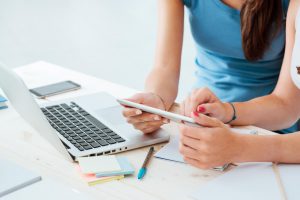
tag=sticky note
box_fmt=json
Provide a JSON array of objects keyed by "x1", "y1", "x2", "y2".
[
  {"x1": 96, "y1": 157, "x2": 135, "y2": 177},
  {"x1": 78, "y1": 155, "x2": 121, "y2": 174}
]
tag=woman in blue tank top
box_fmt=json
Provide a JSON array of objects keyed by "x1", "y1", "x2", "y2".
[{"x1": 122, "y1": 0, "x2": 296, "y2": 134}]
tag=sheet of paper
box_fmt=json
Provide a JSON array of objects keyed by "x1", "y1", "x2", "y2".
[
  {"x1": 278, "y1": 164, "x2": 300, "y2": 200},
  {"x1": 155, "y1": 128, "x2": 257, "y2": 163},
  {"x1": 189, "y1": 163, "x2": 281, "y2": 200},
  {"x1": 78, "y1": 155, "x2": 121, "y2": 174}
]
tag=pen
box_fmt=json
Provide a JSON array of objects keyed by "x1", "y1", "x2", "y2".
[{"x1": 137, "y1": 146, "x2": 154, "y2": 180}]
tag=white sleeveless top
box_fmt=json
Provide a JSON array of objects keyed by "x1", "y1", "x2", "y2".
[{"x1": 291, "y1": 9, "x2": 300, "y2": 89}]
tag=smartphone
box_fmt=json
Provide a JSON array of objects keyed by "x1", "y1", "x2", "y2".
[
  {"x1": 117, "y1": 98, "x2": 198, "y2": 126},
  {"x1": 29, "y1": 80, "x2": 81, "y2": 98}
]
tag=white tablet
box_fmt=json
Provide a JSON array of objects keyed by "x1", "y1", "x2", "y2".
[
  {"x1": 117, "y1": 98, "x2": 258, "y2": 135},
  {"x1": 117, "y1": 98, "x2": 198, "y2": 126}
]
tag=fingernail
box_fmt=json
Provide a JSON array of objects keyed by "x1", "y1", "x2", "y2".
[
  {"x1": 197, "y1": 106, "x2": 205, "y2": 113},
  {"x1": 163, "y1": 119, "x2": 169, "y2": 123},
  {"x1": 192, "y1": 111, "x2": 199, "y2": 117},
  {"x1": 136, "y1": 110, "x2": 142, "y2": 115},
  {"x1": 154, "y1": 116, "x2": 161, "y2": 120}
]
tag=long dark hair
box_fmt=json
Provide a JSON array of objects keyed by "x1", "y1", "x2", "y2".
[{"x1": 240, "y1": 0, "x2": 283, "y2": 61}]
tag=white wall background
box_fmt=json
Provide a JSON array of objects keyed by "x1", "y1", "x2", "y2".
[{"x1": 0, "y1": 0, "x2": 196, "y2": 101}]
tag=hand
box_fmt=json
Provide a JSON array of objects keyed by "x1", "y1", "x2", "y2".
[
  {"x1": 122, "y1": 92, "x2": 170, "y2": 133},
  {"x1": 180, "y1": 87, "x2": 233, "y2": 123},
  {"x1": 179, "y1": 112, "x2": 242, "y2": 169}
]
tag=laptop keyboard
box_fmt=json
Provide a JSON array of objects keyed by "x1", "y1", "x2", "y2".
[{"x1": 41, "y1": 102, "x2": 126, "y2": 151}]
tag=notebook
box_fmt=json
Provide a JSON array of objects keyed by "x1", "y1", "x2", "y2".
[
  {"x1": 96, "y1": 157, "x2": 135, "y2": 177},
  {"x1": 0, "y1": 159, "x2": 42, "y2": 197}
]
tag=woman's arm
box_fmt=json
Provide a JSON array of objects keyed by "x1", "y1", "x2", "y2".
[
  {"x1": 181, "y1": 0, "x2": 300, "y2": 131},
  {"x1": 145, "y1": 0, "x2": 184, "y2": 110},
  {"x1": 229, "y1": 0, "x2": 300, "y2": 130},
  {"x1": 178, "y1": 1, "x2": 300, "y2": 169},
  {"x1": 122, "y1": 0, "x2": 184, "y2": 133}
]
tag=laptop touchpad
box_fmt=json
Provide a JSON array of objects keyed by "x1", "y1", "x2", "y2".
[{"x1": 95, "y1": 105, "x2": 127, "y2": 126}]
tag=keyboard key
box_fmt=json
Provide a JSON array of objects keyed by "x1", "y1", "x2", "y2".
[
  {"x1": 73, "y1": 135, "x2": 80, "y2": 140},
  {"x1": 111, "y1": 135, "x2": 121, "y2": 139},
  {"x1": 78, "y1": 146, "x2": 85, "y2": 151},
  {"x1": 66, "y1": 136, "x2": 72, "y2": 141},
  {"x1": 115, "y1": 138, "x2": 126, "y2": 143},
  {"x1": 90, "y1": 142, "x2": 101, "y2": 148},
  {"x1": 106, "y1": 139, "x2": 116, "y2": 144},
  {"x1": 79, "y1": 142, "x2": 88, "y2": 146},
  {"x1": 86, "y1": 138, "x2": 94, "y2": 143},
  {"x1": 89, "y1": 133, "x2": 97, "y2": 137},
  {"x1": 76, "y1": 139, "x2": 84, "y2": 143},
  {"x1": 101, "y1": 136, "x2": 110, "y2": 140},
  {"x1": 86, "y1": 130, "x2": 93, "y2": 134},
  {"x1": 74, "y1": 143, "x2": 81, "y2": 147},
  {"x1": 69, "y1": 133, "x2": 76, "y2": 137},
  {"x1": 107, "y1": 132, "x2": 117, "y2": 136},
  {"x1": 82, "y1": 136, "x2": 90, "y2": 140},
  {"x1": 83, "y1": 145, "x2": 92, "y2": 150},
  {"x1": 70, "y1": 140, "x2": 77, "y2": 144},
  {"x1": 96, "y1": 140, "x2": 109, "y2": 146},
  {"x1": 103, "y1": 129, "x2": 113, "y2": 133},
  {"x1": 91, "y1": 135, "x2": 101, "y2": 140},
  {"x1": 98, "y1": 133, "x2": 107, "y2": 137},
  {"x1": 78, "y1": 133, "x2": 86, "y2": 137}
]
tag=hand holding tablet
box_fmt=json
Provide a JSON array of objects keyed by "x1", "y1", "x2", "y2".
[{"x1": 117, "y1": 98, "x2": 200, "y2": 127}]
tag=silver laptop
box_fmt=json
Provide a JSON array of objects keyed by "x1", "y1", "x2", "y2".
[{"x1": 0, "y1": 63, "x2": 169, "y2": 161}]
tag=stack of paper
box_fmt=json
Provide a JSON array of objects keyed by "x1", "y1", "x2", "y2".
[
  {"x1": 77, "y1": 155, "x2": 134, "y2": 186},
  {"x1": 0, "y1": 95, "x2": 8, "y2": 110}
]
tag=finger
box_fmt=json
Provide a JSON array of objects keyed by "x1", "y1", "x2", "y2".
[
  {"x1": 196, "y1": 103, "x2": 219, "y2": 116},
  {"x1": 183, "y1": 156, "x2": 211, "y2": 170},
  {"x1": 133, "y1": 121, "x2": 164, "y2": 133},
  {"x1": 126, "y1": 112, "x2": 164, "y2": 123},
  {"x1": 189, "y1": 88, "x2": 217, "y2": 113},
  {"x1": 180, "y1": 100, "x2": 186, "y2": 116},
  {"x1": 191, "y1": 112, "x2": 223, "y2": 128},
  {"x1": 180, "y1": 123, "x2": 214, "y2": 141},
  {"x1": 122, "y1": 107, "x2": 142, "y2": 117},
  {"x1": 184, "y1": 95, "x2": 192, "y2": 117},
  {"x1": 180, "y1": 135, "x2": 201, "y2": 150},
  {"x1": 179, "y1": 142, "x2": 199, "y2": 158}
]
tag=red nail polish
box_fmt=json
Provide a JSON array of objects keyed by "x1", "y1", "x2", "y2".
[
  {"x1": 193, "y1": 111, "x2": 199, "y2": 117},
  {"x1": 197, "y1": 106, "x2": 205, "y2": 113}
]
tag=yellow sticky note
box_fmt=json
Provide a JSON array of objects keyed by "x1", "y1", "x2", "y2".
[{"x1": 78, "y1": 155, "x2": 121, "y2": 174}]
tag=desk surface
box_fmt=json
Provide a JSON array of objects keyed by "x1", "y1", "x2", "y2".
[{"x1": 0, "y1": 61, "x2": 274, "y2": 200}]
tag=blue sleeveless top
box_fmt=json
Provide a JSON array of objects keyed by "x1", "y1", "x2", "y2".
[{"x1": 182, "y1": 0, "x2": 295, "y2": 133}]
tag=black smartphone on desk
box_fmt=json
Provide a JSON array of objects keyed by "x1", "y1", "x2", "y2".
[{"x1": 29, "y1": 80, "x2": 81, "y2": 99}]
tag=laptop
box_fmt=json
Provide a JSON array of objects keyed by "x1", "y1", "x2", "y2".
[{"x1": 0, "y1": 63, "x2": 170, "y2": 161}]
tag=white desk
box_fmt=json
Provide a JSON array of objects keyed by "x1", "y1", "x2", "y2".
[{"x1": 0, "y1": 61, "x2": 274, "y2": 200}]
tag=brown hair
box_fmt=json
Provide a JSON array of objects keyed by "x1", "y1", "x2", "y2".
[{"x1": 240, "y1": 0, "x2": 283, "y2": 61}]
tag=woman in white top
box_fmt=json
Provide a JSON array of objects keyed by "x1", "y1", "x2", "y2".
[{"x1": 178, "y1": 0, "x2": 300, "y2": 169}]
